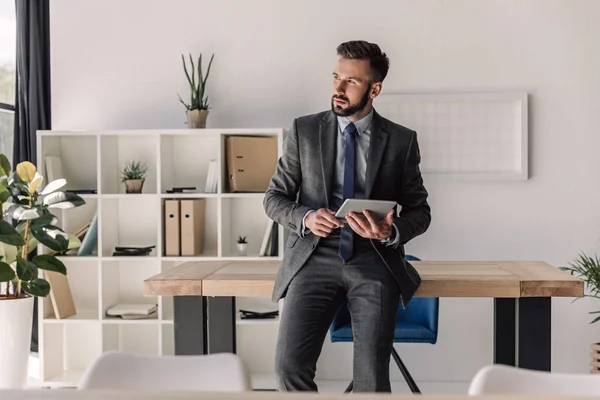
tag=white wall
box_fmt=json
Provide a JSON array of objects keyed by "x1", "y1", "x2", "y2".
[{"x1": 50, "y1": 0, "x2": 600, "y2": 385}]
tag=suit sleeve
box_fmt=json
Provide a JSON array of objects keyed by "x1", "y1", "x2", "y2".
[
  {"x1": 394, "y1": 130, "x2": 431, "y2": 245},
  {"x1": 263, "y1": 118, "x2": 312, "y2": 236}
]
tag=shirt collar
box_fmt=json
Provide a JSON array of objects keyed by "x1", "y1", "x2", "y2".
[{"x1": 337, "y1": 107, "x2": 374, "y2": 136}]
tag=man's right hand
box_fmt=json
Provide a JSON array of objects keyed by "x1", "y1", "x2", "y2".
[{"x1": 305, "y1": 208, "x2": 344, "y2": 238}]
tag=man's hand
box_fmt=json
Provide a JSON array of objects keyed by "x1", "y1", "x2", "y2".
[
  {"x1": 305, "y1": 208, "x2": 344, "y2": 238},
  {"x1": 346, "y1": 209, "x2": 394, "y2": 240}
]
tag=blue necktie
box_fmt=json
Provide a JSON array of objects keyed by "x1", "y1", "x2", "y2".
[{"x1": 339, "y1": 123, "x2": 357, "y2": 262}]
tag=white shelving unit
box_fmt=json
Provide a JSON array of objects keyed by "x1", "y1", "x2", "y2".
[{"x1": 35, "y1": 128, "x2": 285, "y2": 388}]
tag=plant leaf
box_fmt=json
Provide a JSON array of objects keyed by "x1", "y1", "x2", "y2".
[
  {"x1": 22, "y1": 278, "x2": 50, "y2": 297},
  {"x1": 16, "y1": 161, "x2": 37, "y2": 183},
  {"x1": 16, "y1": 208, "x2": 42, "y2": 221},
  {"x1": 30, "y1": 211, "x2": 57, "y2": 228},
  {"x1": 31, "y1": 225, "x2": 69, "y2": 252},
  {"x1": 0, "y1": 154, "x2": 11, "y2": 177},
  {"x1": 0, "y1": 183, "x2": 10, "y2": 203},
  {"x1": 591, "y1": 315, "x2": 600, "y2": 324},
  {"x1": 29, "y1": 175, "x2": 43, "y2": 194},
  {"x1": 43, "y1": 191, "x2": 85, "y2": 209},
  {"x1": 33, "y1": 254, "x2": 67, "y2": 275},
  {"x1": 1, "y1": 243, "x2": 18, "y2": 265},
  {"x1": 40, "y1": 178, "x2": 67, "y2": 196},
  {"x1": 0, "y1": 219, "x2": 26, "y2": 246},
  {"x1": 0, "y1": 261, "x2": 15, "y2": 282},
  {"x1": 17, "y1": 255, "x2": 38, "y2": 281}
]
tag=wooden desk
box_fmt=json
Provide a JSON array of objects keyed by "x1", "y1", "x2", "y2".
[{"x1": 144, "y1": 260, "x2": 583, "y2": 372}]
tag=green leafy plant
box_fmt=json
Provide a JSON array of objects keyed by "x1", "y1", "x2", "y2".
[
  {"x1": 121, "y1": 161, "x2": 147, "y2": 182},
  {"x1": 560, "y1": 252, "x2": 600, "y2": 323},
  {"x1": 237, "y1": 236, "x2": 247, "y2": 244},
  {"x1": 178, "y1": 53, "x2": 215, "y2": 111},
  {"x1": 0, "y1": 155, "x2": 85, "y2": 298}
]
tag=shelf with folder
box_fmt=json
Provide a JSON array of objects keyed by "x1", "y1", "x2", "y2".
[
  {"x1": 162, "y1": 197, "x2": 217, "y2": 257},
  {"x1": 220, "y1": 196, "x2": 283, "y2": 257},
  {"x1": 42, "y1": 259, "x2": 100, "y2": 322},
  {"x1": 160, "y1": 133, "x2": 221, "y2": 194},
  {"x1": 38, "y1": 133, "x2": 98, "y2": 194},
  {"x1": 100, "y1": 260, "x2": 160, "y2": 322},
  {"x1": 99, "y1": 133, "x2": 158, "y2": 194},
  {"x1": 100, "y1": 196, "x2": 159, "y2": 257}
]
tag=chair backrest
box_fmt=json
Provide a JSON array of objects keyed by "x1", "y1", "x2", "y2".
[
  {"x1": 468, "y1": 364, "x2": 600, "y2": 396},
  {"x1": 330, "y1": 255, "x2": 439, "y2": 341},
  {"x1": 78, "y1": 351, "x2": 252, "y2": 391}
]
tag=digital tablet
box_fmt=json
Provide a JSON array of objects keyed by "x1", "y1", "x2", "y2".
[{"x1": 334, "y1": 199, "x2": 397, "y2": 220}]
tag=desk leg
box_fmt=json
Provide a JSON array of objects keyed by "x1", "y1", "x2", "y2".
[
  {"x1": 518, "y1": 297, "x2": 551, "y2": 371},
  {"x1": 207, "y1": 296, "x2": 236, "y2": 354},
  {"x1": 493, "y1": 297, "x2": 551, "y2": 371},
  {"x1": 174, "y1": 296, "x2": 207, "y2": 355},
  {"x1": 494, "y1": 298, "x2": 516, "y2": 366}
]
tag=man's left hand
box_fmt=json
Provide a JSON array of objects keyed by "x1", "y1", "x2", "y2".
[{"x1": 345, "y1": 209, "x2": 394, "y2": 240}]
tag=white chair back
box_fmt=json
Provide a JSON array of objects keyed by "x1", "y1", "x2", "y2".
[
  {"x1": 469, "y1": 364, "x2": 600, "y2": 396},
  {"x1": 78, "y1": 351, "x2": 251, "y2": 392}
]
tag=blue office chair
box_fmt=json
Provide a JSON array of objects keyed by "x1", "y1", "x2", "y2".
[{"x1": 329, "y1": 255, "x2": 439, "y2": 394}]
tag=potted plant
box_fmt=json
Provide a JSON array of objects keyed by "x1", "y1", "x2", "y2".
[
  {"x1": 237, "y1": 236, "x2": 247, "y2": 256},
  {"x1": 178, "y1": 53, "x2": 215, "y2": 128},
  {"x1": 0, "y1": 155, "x2": 85, "y2": 388},
  {"x1": 560, "y1": 253, "x2": 600, "y2": 372},
  {"x1": 121, "y1": 160, "x2": 147, "y2": 194}
]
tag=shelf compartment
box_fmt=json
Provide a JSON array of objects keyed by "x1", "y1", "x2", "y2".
[
  {"x1": 103, "y1": 324, "x2": 159, "y2": 356},
  {"x1": 161, "y1": 197, "x2": 218, "y2": 258},
  {"x1": 38, "y1": 134, "x2": 98, "y2": 193},
  {"x1": 161, "y1": 324, "x2": 175, "y2": 356},
  {"x1": 100, "y1": 134, "x2": 158, "y2": 194},
  {"x1": 221, "y1": 196, "x2": 281, "y2": 258},
  {"x1": 100, "y1": 196, "x2": 159, "y2": 257},
  {"x1": 160, "y1": 133, "x2": 220, "y2": 194},
  {"x1": 42, "y1": 259, "x2": 99, "y2": 321},
  {"x1": 41, "y1": 323, "x2": 101, "y2": 386},
  {"x1": 40, "y1": 196, "x2": 98, "y2": 257},
  {"x1": 101, "y1": 259, "x2": 160, "y2": 321}
]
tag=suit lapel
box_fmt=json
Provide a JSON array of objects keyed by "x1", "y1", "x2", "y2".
[
  {"x1": 319, "y1": 112, "x2": 337, "y2": 208},
  {"x1": 365, "y1": 111, "x2": 389, "y2": 199}
]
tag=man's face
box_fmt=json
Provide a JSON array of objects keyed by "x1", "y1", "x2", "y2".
[{"x1": 331, "y1": 57, "x2": 381, "y2": 117}]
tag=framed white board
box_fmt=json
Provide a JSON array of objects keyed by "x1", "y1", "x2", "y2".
[{"x1": 374, "y1": 92, "x2": 528, "y2": 181}]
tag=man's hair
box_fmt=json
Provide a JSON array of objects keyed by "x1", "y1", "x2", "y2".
[{"x1": 336, "y1": 40, "x2": 390, "y2": 83}]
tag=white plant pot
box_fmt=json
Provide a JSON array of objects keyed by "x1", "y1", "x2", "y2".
[
  {"x1": 0, "y1": 295, "x2": 34, "y2": 389},
  {"x1": 237, "y1": 243, "x2": 247, "y2": 256}
]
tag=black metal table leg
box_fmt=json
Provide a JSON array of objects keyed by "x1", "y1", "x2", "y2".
[
  {"x1": 174, "y1": 296, "x2": 207, "y2": 355},
  {"x1": 207, "y1": 296, "x2": 237, "y2": 354},
  {"x1": 493, "y1": 297, "x2": 551, "y2": 371},
  {"x1": 518, "y1": 297, "x2": 551, "y2": 371},
  {"x1": 494, "y1": 298, "x2": 516, "y2": 366}
]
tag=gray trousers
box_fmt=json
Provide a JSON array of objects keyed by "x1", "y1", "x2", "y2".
[{"x1": 275, "y1": 232, "x2": 400, "y2": 392}]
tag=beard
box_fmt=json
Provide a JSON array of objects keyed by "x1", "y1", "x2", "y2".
[{"x1": 331, "y1": 85, "x2": 371, "y2": 117}]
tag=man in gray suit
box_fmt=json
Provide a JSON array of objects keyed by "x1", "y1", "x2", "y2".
[{"x1": 263, "y1": 40, "x2": 431, "y2": 392}]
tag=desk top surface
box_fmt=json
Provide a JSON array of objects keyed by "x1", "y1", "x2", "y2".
[{"x1": 144, "y1": 260, "x2": 583, "y2": 298}]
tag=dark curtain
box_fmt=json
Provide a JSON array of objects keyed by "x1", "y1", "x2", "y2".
[
  {"x1": 13, "y1": 0, "x2": 52, "y2": 353},
  {"x1": 13, "y1": 0, "x2": 51, "y2": 166}
]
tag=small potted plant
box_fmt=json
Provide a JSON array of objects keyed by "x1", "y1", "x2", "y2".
[
  {"x1": 237, "y1": 236, "x2": 247, "y2": 256},
  {"x1": 121, "y1": 160, "x2": 147, "y2": 194},
  {"x1": 0, "y1": 155, "x2": 85, "y2": 388},
  {"x1": 178, "y1": 53, "x2": 215, "y2": 128}
]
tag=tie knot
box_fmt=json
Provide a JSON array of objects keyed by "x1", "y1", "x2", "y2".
[{"x1": 344, "y1": 123, "x2": 357, "y2": 136}]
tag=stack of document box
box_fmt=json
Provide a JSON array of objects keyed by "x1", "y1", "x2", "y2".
[{"x1": 163, "y1": 199, "x2": 206, "y2": 256}]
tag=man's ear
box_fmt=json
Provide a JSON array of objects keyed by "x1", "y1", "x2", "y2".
[{"x1": 370, "y1": 82, "x2": 382, "y2": 99}]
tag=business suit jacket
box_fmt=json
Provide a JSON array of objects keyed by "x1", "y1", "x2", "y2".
[{"x1": 263, "y1": 109, "x2": 431, "y2": 308}]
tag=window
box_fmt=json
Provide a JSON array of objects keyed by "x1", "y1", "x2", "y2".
[{"x1": 0, "y1": 0, "x2": 15, "y2": 166}]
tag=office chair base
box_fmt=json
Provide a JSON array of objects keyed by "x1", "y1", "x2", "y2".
[
  {"x1": 391, "y1": 347, "x2": 421, "y2": 394},
  {"x1": 342, "y1": 349, "x2": 420, "y2": 395}
]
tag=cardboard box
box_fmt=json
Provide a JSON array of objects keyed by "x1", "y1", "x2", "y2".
[{"x1": 226, "y1": 136, "x2": 277, "y2": 192}]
